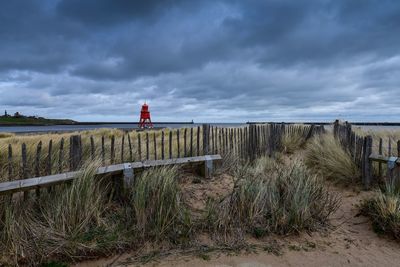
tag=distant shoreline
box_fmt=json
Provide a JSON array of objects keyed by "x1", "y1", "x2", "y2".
[
  {"x1": 0, "y1": 121, "x2": 194, "y2": 127},
  {"x1": 247, "y1": 121, "x2": 400, "y2": 126}
]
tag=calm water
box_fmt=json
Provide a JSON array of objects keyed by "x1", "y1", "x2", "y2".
[
  {"x1": 1, "y1": 123, "x2": 400, "y2": 134},
  {"x1": 0, "y1": 123, "x2": 246, "y2": 134}
]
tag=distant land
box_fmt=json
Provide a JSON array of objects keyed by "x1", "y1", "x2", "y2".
[{"x1": 0, "y1": 111, "x2": 76, "y2": 126}]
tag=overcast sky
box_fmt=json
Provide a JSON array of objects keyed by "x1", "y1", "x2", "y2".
[{"x1": 1, "y1": 0, "x2": 399, "y2": 122}]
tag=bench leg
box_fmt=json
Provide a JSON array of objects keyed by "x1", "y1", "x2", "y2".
[
  {"x1": 204, "y1": 156, "x2": 213, "y2": 178},
  {"x1": 123, "y1": 163, "x2": 135, "y2": 191}
]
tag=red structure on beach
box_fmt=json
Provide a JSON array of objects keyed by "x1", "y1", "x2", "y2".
[{"x1": 138, "y1": 102, "x2": 153, "y2": 129}]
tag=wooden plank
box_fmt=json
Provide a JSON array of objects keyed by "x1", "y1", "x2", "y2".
[
  {"x1": 161, "y1": 131, "x2": 165, "y2": 160},
  {"x1": 153, "y1": 132, "x2": 157, "y2": 160},
  {"x1": 370, "y1": 154, "x2": 400, "y2": 164},
  {"x1": 242, "y1": 127, "x2": 246, "y2": 159},
  {"x1": 21, "y1": 143, "x2": 27, "y2": 179},
  {"x1": 138, "y1": 133, "x2": 142, "y2": 161},
  {"x1": 70, "y1": 135, "x2": 81, "y2": 171},
  {"x1": 197, "y1": 126, "x2": 200, "y2": 156},
  {"x1": 203, "y1": 124, "x2": 210, "y2": 155},
  {"x1": 225, "y1": 127, "x2": 228, "y2": 155},
  {"x1": 21, "y1": 143, "x2": 28, "y2": 199},
  {"x1": 184, "y1": 128, "x2": 187, "y2": 157},
  {"x1": 121, "y1": 135, "x2": 125, "y2": 162},
  {"x1": 35, "y1": 141, "x2": 42, "y2": 197},
  {"x1": 146, "y1": 132, "x2": 149, "y2": 160},
  {"x1": 169, "y1": 130, "x2": 172, "y2": 159},
  {"x1": 220, "y1": 128, "x2": 226, "y2": 155},
  {"x1": 127, "y1": 133, "x2": 133, "y2": 162},
  {"x1": 8, "y1": 144, "x2": 12, "y2": 180},
  {"x1": 214, "y1": 127, "x2": 218, "y2": 154},
  {"x1": 111, "y1": 135, "x2": 115, "y2": 164},
  {"x1": 101, "y1": 136, "x2": 105, "y2": 166},
  {"x1": 0, "y1": 155, "x2": 222, "y2": 195},
  {"x1": 363, "y1": 136, "x2": 373, "y2": 189},
  {"x1": 378, "y1": 138, "x2": 383, "y2": 178},
  {"x1": 240, "y1": 128, "x2": 243, "y2": 158},
  {"x1": 46, "y1": 140, "x2": 53, "y2": 175},
  {"x1": 190, "y1": 127, "x2": 193, "y2": 157},
  {"x1": 58, "y1": 138, "x2": 64, "y2": 173},
  {"x1": 90, "y1": 136, "x2": 95, "y2": 160},
  {"x1": 211, "y1": 126, "x2": 214, "y2": 155},
  {"x1": 177, "y1": 129, "x2": 180, "y2": 158},
  {"x1": 229, "y1": 128, "x2": 233, "y2": 154}
]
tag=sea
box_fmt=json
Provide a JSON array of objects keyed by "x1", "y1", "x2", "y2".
[{"x1": 1, "y1": 123, "x2": 400, "y2": 134}]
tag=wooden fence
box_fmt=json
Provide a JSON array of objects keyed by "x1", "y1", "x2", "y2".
[
  {"x1": 0, "y1": 123, "x2": 324, "y2": 182},
  {"x1": 333, "y1": 120, "x2": 400, "y2": 188}
]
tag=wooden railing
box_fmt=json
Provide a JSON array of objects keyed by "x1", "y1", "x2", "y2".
[{"x1": 0, "y1": 155, "x2": 222, "y2": 196}]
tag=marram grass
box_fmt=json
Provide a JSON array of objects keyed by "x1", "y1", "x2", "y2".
[
  {"x1": 205, "y1": 157, "x2": 340, "y2": 240},
  {"x1": 361, "y1": 181, "x2": 400, "y2": 239},
  {"x1": 305, "y1": 134, "x2": 360, "y2": 185}
]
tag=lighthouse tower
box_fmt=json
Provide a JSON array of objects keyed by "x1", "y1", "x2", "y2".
[{"x1": 138, "y1": 102, "x2": 153, "y2": 129}]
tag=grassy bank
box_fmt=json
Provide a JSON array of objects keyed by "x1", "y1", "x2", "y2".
[
  {"x1": 0, "y1": 117, "x2": 76, "y2": 126},
  {"x1": 0, "y1": 150, "x2": 340, "y2": 265},
  {"x1": 361, "y1": 181, "x2": 400, "y2": 239}
]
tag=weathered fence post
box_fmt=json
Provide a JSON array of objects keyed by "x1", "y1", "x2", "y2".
[
  {"x1": 101, "y1": 136, "x2": 105, "y2": 166},
  {"x1": 169, "y1": 131, "x2": 172, "y2": 159},
  {"x1": 138, "y1": 133, "x2": 142, "y2": 160},
  {"x1": 248, "y1": 124, "x2": 256, "y2": 161},
  {"x1": 378, "y1": 138, "x2": 383, "y2": 178},
  {"x1": 121, "y1": 135, "x2": 125, "y2": 163},
  {"x1": 146, "y1": 132, "x2": 149, "y2": 160},
  {"x1": 59, "y1": 138, "x2": 64, "y2": 173},
  {"x1": 177, "y1": 129, "x2": 180, "y2": 158},
  {"x1": 153, "y1": 132, "x2": 157, "y2": 160},
  {"x1": 8, "y1": 144, "x2": 13, "y2": 180},
  {"x1": 127, "y1": 133, "x2": 133, "y2": 162},
  {"x1": 184, "y1": 128, "x2": 187, "y2": 157},
  {"x1": 202, "y1": 124, "x2": 212, "y2": 178},
  {"x1": 35, "y1": 141, "x2": 42, "y2": 177},
  {"x1": 161, "y1": 131, "x2": 165, "y2": 160},
  {"x1": 21, "y1": 143, "x2": 28, "y2": 200},
  {"x1": 90, "y1": 136, "x2": 95, "y2": 160},
  {"x1": 305, "y1": 124, "x2": 315, "y2": 141},
  {"x1": 333, "y1": 119, "x2": 339, "y2": 139},
  {"x1": 123, "y1": 163, "x2": 134, "y2": 193},
  {"x1": 35, "y1": 141, "x2": 42, "y2": 197},
  {"x1": 362, "y1": 135, "x2": 373, "y2": 189},
  {"x1": 190, "y1": 127, "x2": 193, "y2": 157},
  {"x1": 70, "y1": 135, "x2": 82, "y2": 171},
  {"x1": 202, "y1": 124, "x2": 210, "y2": 155},
  {"x1": 197, "y1": 126, "x2": 200, "y2": 156},
  {"x1": 111, "y1": 135, "x2": 115, "y2": 164},
  {"x1": 46, "y1": 140, "x2": 53, "y2": 175}
]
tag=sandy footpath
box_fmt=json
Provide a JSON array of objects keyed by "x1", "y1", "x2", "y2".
[{"x1": 76, "y1": 177, "x2": 400, "y2": 267}]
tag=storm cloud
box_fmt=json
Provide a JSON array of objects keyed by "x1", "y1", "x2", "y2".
[{"x1": 0, "y1": 0, "x2": 399, "y2": 122}]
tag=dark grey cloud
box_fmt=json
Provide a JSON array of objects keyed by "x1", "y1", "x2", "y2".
[{"x1": 0, "y1": 0, "x2": 399, "y2": 122}]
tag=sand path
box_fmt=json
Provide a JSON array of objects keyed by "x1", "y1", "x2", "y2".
[{"x1": 77, "y1": 177, "x2": 400, "y2": 267}]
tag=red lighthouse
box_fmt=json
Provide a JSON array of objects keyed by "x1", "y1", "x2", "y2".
[{"x1": 138, "y1": 102, "x2": 153, "y2": 129}]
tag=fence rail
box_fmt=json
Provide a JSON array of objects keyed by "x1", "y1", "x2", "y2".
[{"x1": 0, "y1": 155, "x2": 222, "y2": 195}]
